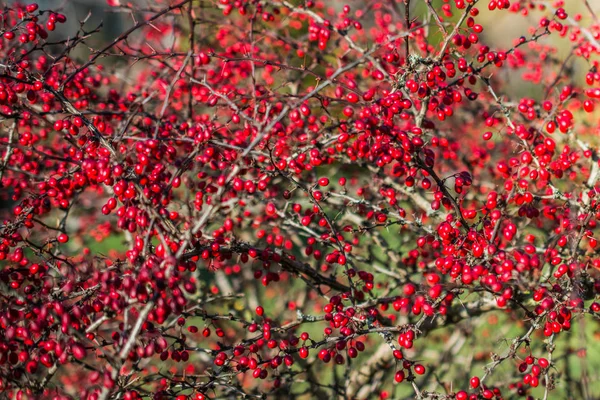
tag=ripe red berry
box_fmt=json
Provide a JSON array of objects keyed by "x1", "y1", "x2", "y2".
[
  {"x1": 26, "y1": 3, "x2": 39, "y2": 13},
  {"x1": 71, "y1": 343, "x2": 86, "y2": 360},
  {"x1": 455, "y1": 391, "x2": 468, "y2": 400},
  {"x1": 414, "y1": 364, "x2": 425, "y2": 375},
  {"x1": 394, "y1": 370, "x2": 405, "y2": 383},
  {"x1": 318, "y1": 177, "x2": 330, "y2": 187},
  {"x1": 299, "y1": 347, "x2": 309, "y2": 359}
]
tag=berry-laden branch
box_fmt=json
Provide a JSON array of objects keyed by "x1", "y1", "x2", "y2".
[
  {"x1": 0, "y1": 1, "x2": 599, "y2": 400},
  {"x1": 0, "y1": 119, "x2": 17, "y2": 183}
]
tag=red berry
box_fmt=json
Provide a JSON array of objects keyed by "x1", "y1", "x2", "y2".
[{"x1": 318, "y1": 177, "x2": 329, "y2": 187}]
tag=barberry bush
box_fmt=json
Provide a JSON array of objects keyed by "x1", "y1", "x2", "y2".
[{"x1": 1, "y1": 0, "x2": 600, "y2": 398}]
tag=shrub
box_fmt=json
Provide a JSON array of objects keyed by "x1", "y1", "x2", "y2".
[{"x1": 0, "y1": 0, "x2": 599, "y2": 399}]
